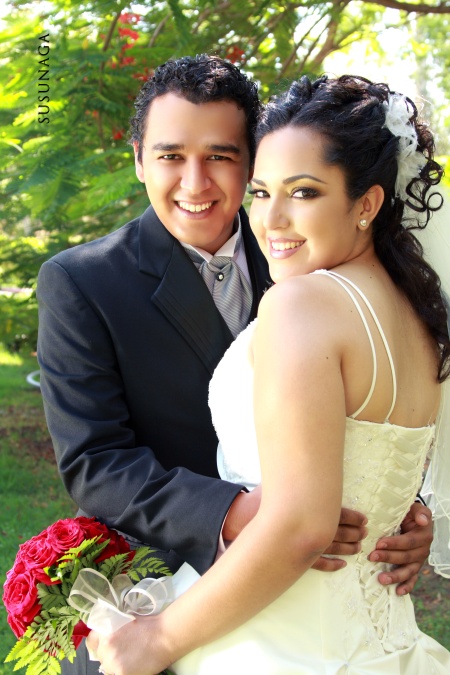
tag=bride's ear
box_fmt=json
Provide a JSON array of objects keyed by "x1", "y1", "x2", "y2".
[{"x1": 358, "y1": 185, "x2": 384, "y2": 228}]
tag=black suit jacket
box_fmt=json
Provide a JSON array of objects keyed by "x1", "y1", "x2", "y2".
[{"x1": 37, "y1": 205, "x2": 270, "y2": 573}]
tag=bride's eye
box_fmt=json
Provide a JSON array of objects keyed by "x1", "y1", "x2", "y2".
[
  {"x1": 248, "y1": 187, "x2": 269, "y2": 198},
  {"x1": 292, "y1": 187, "x2": 319, "y2": 199}
]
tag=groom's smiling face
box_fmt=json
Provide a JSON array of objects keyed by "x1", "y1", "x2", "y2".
[{"x1": 133, "y1": 92, "x2": 252, "y2": 254}]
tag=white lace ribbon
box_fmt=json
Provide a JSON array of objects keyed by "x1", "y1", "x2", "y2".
[
  {"x1": 68, "y1": 569, "x2": 174, "y2": 635},
  {"x1": 68, "y1": 561, "x2": 200, "y2": 641}
]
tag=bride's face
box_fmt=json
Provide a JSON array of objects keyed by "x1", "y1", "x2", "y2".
[{"x1": 249, "y1": 125, "x2": 364, "y2": 283}]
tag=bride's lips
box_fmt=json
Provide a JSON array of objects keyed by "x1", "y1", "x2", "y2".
[{"x1": 268, "y1": 238, "x2": 305, "y2": 259}]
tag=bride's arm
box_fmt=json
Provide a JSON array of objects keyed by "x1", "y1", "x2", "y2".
[{"x1": 88, "y1": 278, "x2": 347, "y2": 674}]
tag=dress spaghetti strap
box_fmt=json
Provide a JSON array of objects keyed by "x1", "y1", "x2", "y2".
[{"x1": 313, "y1": 269, "x2": 397, "y2": 420}]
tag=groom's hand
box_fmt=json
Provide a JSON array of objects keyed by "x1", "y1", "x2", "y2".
[
  {"x1": 368, "y1": 501, "x2": 433, "y2": 595},
  {"x1": 224, "y1": 495, "x2": 432, "y2": 594},
  {"x1": 313, "y1": 502, "x2": 432, "y2": 593},
  {"x1": 311, "y1": 507, "x2": 368, "y2": 572}
]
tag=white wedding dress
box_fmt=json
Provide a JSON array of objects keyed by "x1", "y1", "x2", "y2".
[{"x1": 173, "y1": 270, "x2": 450, "y2": 674}]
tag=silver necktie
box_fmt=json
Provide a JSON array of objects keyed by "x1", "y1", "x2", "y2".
[{"x1": 187, "y1": 251, "x2": 253, "y2": 338}]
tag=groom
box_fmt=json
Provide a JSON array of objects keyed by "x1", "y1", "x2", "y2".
[{"x1": 37, "y1": 55, "x2": 432, "y2": 673}]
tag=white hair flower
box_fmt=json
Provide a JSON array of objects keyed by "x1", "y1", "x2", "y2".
[{"x1": 382, "y1": 94, "x2": 427, "y2": 202}]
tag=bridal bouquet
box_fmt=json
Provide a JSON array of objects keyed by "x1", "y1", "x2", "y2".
[{"x1": 2, "y1": 516, "x2": 172, "y2": 674}]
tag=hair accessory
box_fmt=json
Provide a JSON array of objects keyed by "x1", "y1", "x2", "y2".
[
  {"x1": 382, "y1": 93, "x2": 427, "y2": 202},
  {"x1": 359, "y1": 219, "x2": 368, "y2": 228}
]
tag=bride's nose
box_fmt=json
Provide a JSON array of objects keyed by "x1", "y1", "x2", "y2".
[{"x1": 263, "y1": 202, "x2": 290, "y2": 231}]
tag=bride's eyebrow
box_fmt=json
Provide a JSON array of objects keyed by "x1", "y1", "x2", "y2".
[
  {"x1": 283, "y1": 174, "x2": 326, "y2": 185},
  {"x1": 251, "y1": 174, "x2": 327, "y2": 186}
]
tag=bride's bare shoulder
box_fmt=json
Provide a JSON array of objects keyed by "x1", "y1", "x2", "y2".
[
  {"x1": 258, "y1": 272, "x2": 348, "y2": 320},
  {"x1": 255, "y1": 273, "x2": 352, "y2": 358}
]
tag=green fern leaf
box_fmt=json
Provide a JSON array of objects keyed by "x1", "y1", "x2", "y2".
[
  {"x1": 98, "y1": 552, "x2": 131, "y2": 580},
  {"x1": 129, "y1": 546, "x2": 156, "y2": 565},
  {"x1": 135, "y1": 554, "x2": 173, "y2": 577},
  {"x1": 4, "y1": 637, "x2": 38, "y2": 663},
  {"x1": 37, "y1": 583, "x2": 67, "y2": 610}
]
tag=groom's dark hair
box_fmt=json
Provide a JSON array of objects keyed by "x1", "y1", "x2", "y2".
[{"x1": 129, "y1": 54, "x2": 260, "y2": 165}]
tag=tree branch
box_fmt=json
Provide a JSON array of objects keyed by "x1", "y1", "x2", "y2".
[
  {"x1": 296, "y1": 26, "x2": 328, "y2": 75},
  {"x1": 98, "y1": 10, "x2": 124, "y2": 171},
  {"x1": 193, "y1": 1, "x2": 231, "y2": 31},
  {"x1": 276, "y1": 8, "x2": 333, "y2": 80},
  {"x1": 99, "y1": 9, "x2": 124, "y2": 87},
  {"x1": 247, "y1": 8, "x2": 296, "y2": 61},
  {"x1": 148, "y1": 14, "x2": 171, "y2": 48},
  {"x1": 359, "y1": 0, "x2": 450, "y2": 13},
  {"x1": 309, "y1": 19, "x2": 339, "y2": 67},
  {"x1": 102, "y1": 10, "x2": 124, "y2": 54}
]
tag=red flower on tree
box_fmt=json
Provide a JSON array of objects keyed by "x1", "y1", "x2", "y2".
[
  {"x1": 121, "y1": 55, "x2": 136, "y2": 67},
  {"x1": 119, "y1": 26, "x2": 139, "y2": 40},
  {"x1": 132, "y1": 66, "x2": 154, "y2": 82},
  {"x1": 115, "y1": 18, "x2": 139, "y2": 68},
  {"x1": 226, "y1": 45, "x2": 245, "y2": 64},
  {"x1": 118, "y1": 12, "x2": 141, "y2": 25}
]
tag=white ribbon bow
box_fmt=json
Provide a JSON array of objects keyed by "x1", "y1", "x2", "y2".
[
  {"x1": 68, "y1": 561, "x2": 200, "y2": 643},
  {"x1": 68, "y1": 568, "x2": 174, "y2": 636}
]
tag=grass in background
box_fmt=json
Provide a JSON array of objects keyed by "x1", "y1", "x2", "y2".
[
  {"x1": 413, "y1": 564, "x2": 450, "y2": 649},
  {"x1": 0, "y1": 346, "x2": 75, "y2": 672},
  {"x1": 0, "y1": 345, "x2": 449, "y2": 673}
]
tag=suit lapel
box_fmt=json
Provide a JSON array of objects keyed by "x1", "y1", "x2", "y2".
[{"x1": 138, "y1": 207, "x2": 233, "y2": 375}]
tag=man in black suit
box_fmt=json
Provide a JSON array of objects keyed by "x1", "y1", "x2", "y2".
[{"x1": 37, "y1": 55, "x2": 432, "y2": 673}]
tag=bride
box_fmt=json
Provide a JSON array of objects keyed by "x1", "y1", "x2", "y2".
[{"x1": 88, "y1": 74, "x2": 450, "y2": 674}]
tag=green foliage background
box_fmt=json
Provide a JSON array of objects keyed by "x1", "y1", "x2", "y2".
[{"x1": 1, "y1": 0, "x2": 449, "y2": 350}]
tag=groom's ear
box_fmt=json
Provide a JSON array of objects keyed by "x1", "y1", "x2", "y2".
[
  {"x1": 359, "y1": 185, "x2": 384, "y2": 224},
  {"x1": 133, "y1": 141, "x2": 145, "y2": 183}
]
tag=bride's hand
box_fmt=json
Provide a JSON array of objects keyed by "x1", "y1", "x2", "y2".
[{"x1": 86, "y1": 615, "x2": 174, "y2": 675}]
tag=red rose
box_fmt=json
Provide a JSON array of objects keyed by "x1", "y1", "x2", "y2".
[
  {"x1": 96, "y1": 528, "x2": 133, "y2": 562},
  {"x1": 15, "y1": 533, "x2": 59, "y2": 583},
  {"x1": 45, "y1": 518, "x2": 85, "y2": 554},
  {"x1": 7, "y1": 611, "x2": 30, "y2": 639},
  {"x1": 77, "y1": 517, "x2": 132, "y2": 562},
  {"x1": 76, "y1": 516, "x2": 111, "y2": 540},
  {"x1": 2, "y1": 570, "x2": 41, "y2": 638},
  {"x1": 5, "y1": 558, "x2": 25, "y2": 580},
  {"x1": 72, "y1": 620, "x2": 91, "y2": 649}
]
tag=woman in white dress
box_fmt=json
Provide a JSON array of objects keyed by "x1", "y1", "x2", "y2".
[{"x1": 89, "y1": 74, "x2": 450, "y2": 674}]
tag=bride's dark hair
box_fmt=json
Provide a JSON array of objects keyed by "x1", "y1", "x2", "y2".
[{"x1": 257, "y1": 74, "x2": 449, "y2": 381}]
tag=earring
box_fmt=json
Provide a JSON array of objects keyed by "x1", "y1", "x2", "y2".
[{"x1": 359, "y1": 219, "x2": 368, "y2": 228}]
